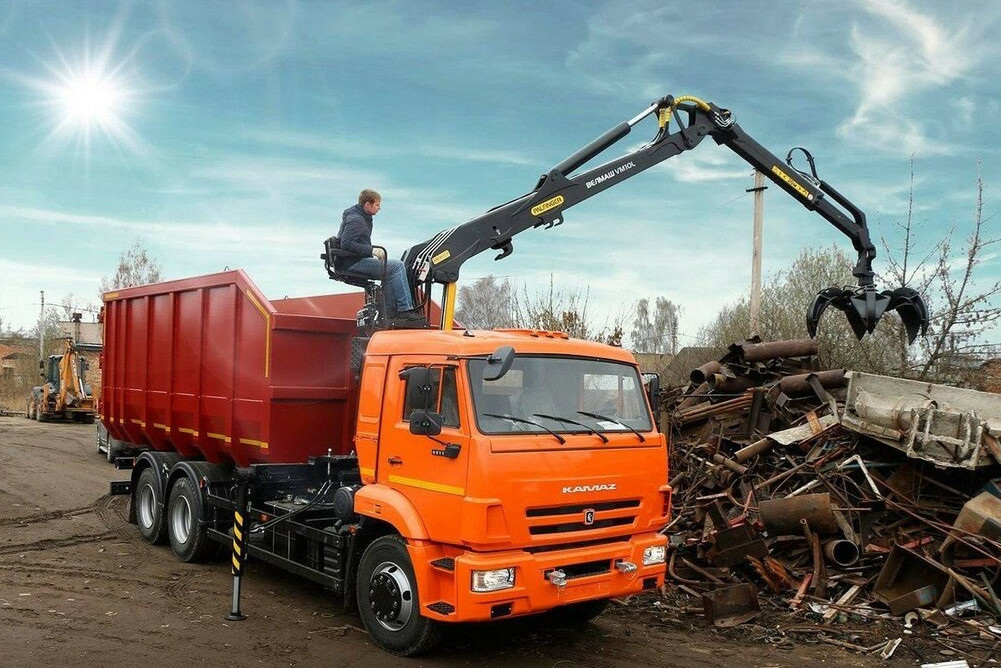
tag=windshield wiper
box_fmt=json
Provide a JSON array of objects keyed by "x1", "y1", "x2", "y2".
[
  {"x1": 577, "y1": 411, "x2": 646, "y2": 442},
  {"x1": 483, "y1": 413, "x2": 566, "y2": 444},
  {"x1": 533, "y1": 414, "x2": 609, "y2": 443}
]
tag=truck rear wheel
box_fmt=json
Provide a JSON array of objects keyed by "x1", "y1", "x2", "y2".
[
  {"x1": 167, "y1": 477, "x2": 216, "y2": 563},
  {"x1": 356, "y1": 535, "x2": 442, "y2": 656},
  {"x1": 135, "y1": 467, "x2": 167, "y2": 544}
]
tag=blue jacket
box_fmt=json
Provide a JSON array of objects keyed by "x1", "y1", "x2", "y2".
[{"x1": 337, "y1": 204, "x2": 374, "y2": 258}]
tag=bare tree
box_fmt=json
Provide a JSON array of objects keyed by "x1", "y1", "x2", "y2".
[
  {"x1": 57, "y1": 293, "x2": 99, "y2": 322},
  {"x1": 630, "y1": 297, "x2": 681, "y2": 354},
  {"x1": 880, "y1": 166, "x2": 1001, "y2": 383},
  {"x1": 99, "y1": 238, "x2": 163, "y2": 296},
  {"x1": 455, "y1": 276, "x2": 517, "y2": 329}
]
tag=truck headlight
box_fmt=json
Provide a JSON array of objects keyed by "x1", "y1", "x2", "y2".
[
  {"x1": 643, "y1": 545, "x2": 666, "y2": 566},
  {"x1": 471, "y1": 568, "x2": 515, "y2": 592}
]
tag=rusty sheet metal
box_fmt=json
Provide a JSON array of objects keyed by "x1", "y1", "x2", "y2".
[{"x1": 701, "y1": 583, "x2": 760, "y2": 627}]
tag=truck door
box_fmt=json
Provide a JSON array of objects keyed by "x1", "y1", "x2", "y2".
[{"x1": 379, "y1": 361, "x2": 470, "y2": 541}]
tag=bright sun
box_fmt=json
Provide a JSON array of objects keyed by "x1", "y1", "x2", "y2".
[
  {"x1": 57, "y1": 71, "x2": 125, "y2": 127},
  {"x1": 21, "y1": 34, "x2": 145, "y2": 158}
]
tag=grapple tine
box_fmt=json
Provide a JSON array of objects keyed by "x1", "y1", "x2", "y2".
[
  {"x1": 806, "y1": 287, "x2": 847, "y2": 338},
  {"x1": 884, "y1": 287, "x2": 930, "y2": 344}
]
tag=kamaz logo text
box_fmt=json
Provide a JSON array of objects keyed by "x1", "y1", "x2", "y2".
[
  {"x1": 585, "y1": 161, "x2": 635, "y2": 189},
  {"x1": 562, "y1": 484, "x2": 616, "y2": 493}
]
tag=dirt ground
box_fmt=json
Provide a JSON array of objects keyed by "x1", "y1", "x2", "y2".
[{"x1": 1, "y1": 416, "x2": 904, "y2": 667}]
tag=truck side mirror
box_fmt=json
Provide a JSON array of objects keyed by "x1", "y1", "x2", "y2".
[
  {"x1": 409, "y1": 409, "x2": 443, "y2": 437},
  {"x1": 642, "y1": 372, "x2": 661, "y2": 409},
  {"x1": 483, "y1": 346, "x2": 515, "y2": 381},
  {"x1": 400, "y1": 366, "x2": 435, "y2": 410}
]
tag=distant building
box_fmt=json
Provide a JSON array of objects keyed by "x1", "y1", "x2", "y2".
[{"x1": 0, "y1": 341, "x2": 36, "y2": 381}]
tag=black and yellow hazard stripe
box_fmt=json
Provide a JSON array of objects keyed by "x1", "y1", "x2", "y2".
[{"x1": 232, "y1": 509, "x2": 246, "y2": 576}]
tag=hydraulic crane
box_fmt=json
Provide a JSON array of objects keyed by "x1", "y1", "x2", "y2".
[{"x1": 396, "y1": 94, "x2": 928, "y2": 342}]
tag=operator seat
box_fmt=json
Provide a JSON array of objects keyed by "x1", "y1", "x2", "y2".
[{"x1": 321, "y1": 236, "x2": 388, "y2": 333}]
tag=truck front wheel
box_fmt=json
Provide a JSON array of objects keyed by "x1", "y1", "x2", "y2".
[
  {"x1": 356, "y1": 535, "x2": 442, "y2": 656},
  {"x1": 135, "y1": 467, "x2": 167, "y2": 545},
  {"x1": 167, "y1": 477, "x2": 216, "y2": 563}
]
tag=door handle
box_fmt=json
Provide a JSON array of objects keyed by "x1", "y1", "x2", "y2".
[{"x1": 387, "y1": 456, "x2": 403, "y2": 466}]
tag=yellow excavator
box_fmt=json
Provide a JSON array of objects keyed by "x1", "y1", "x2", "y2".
[{"x1": 26, "y1": 339, "x2": 96, "y2": 423}]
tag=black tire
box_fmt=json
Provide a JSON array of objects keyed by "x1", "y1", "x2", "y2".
[
  {"x1": 547, "y1": 599, "x2": 609, "y2": 626},
  {"x1": 166, "y1": 476, "x2": 216, "y2": 563},
  {"x1": 35, "y1": 403, "x2": 47, "y2": 422},
  {"x1": 134, "y1": 467, "x2": 167, "y2": 545},
  {"x1": 356, "y1": 535, "x2": 442, "y2": 656},
  {"x1": 25, "y1": 399, "x2": 32, "y2": 419}
]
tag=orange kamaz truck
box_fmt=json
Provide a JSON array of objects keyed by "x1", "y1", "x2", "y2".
[{"x1": 103, "y1": 273, "x2": 668, "y2": 655}]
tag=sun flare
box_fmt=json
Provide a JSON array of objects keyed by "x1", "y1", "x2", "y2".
[{"x1": 57, "y1": 70, "x2": 126, "y2": 127}]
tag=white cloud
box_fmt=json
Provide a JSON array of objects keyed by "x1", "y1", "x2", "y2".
[{"x1": 244, "y1": 127, "x2": 539, "y2": 167}]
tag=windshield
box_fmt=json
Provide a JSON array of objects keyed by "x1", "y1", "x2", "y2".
[{"x1": 467, "y1": 355, "x2": 653, "y2": 436}]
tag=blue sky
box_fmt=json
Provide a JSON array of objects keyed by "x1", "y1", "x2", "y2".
[{"x1": 1, "y1": 0, "x2": 999, "y2": 347}]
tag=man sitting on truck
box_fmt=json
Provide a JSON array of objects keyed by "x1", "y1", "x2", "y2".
[{"x1": 337, "y1": 189, "x2": 425, "y2": 322}]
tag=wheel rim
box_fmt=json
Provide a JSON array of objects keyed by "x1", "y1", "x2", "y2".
[
  {"x1": 170, "y1": 494, "x2": 192, "y2": 544},
  {"x1": 137, "y1": 483, "x2": 156, "y2": 530},
  {"x1": 368, "y1": 560, "x2": 414, "y2": 631}
]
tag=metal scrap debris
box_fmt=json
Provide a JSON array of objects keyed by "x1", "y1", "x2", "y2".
[{"x1": 654, "y1": 338, "x2": 1001, "y2": 662}]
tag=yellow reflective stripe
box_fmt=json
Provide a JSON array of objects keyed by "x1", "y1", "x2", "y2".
[
  {"x1": 178, "y1": 427, "x2": 199, "y2": 436},
  {"x1": 388, "y1": 475, "x2": 464, "y2": 496},
  {"x1": 153, "y1": 423, "x2": 171, "y2": 432},
  {"x1": 130, "y1": 419, "x2": 146, "y2": 427},
  {"x1": 207, "y1": 432, "x2": 232, "y2": 443},
  {"x1": 245, "y1": 289, "x2": 271, "y2": 378},
  {"x1": 233, "y1": 542, "x2": 242, "y2": 556},
  {"x1": 360, "y1": 467, "x2": 375, "y2": 477},
  {"x1": 239, "y1": 438, "x2": 269, "y2": 449},
  {"x1": 770, "y1": 165, "x2": 813, "y2": 200},
  {"x1": 233, "y1": 525, "x2": 243, "y2": 541},
  {"x1": 234, "y1": 512, "x2": 243, "y2": 525},
  {"x1": 232, "y1": 556, "x2": 241, "y2": 571}
]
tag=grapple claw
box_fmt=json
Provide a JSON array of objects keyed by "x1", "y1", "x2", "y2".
[
  {"x1": 807, "y1": 284, "x2": 929, "y2": 342},
  {"x1": 882, "y1": 287, "x2": 929, "y2": 344},
  {"x1": 806, "y1": 287, "x2": 851, "y2": 338}
]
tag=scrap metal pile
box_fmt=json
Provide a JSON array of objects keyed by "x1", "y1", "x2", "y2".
[{"x1": 660, "y1": 338, "x2": 1001, "y2": 662}]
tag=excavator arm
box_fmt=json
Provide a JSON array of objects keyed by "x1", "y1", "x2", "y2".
[{"x1": 400, "y1": 94, "x2": 928, "y2": 341}]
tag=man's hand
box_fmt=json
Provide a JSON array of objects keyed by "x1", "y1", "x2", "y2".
[{"x1": 372, "y1": 248, "x2": 386, "y2": 261}]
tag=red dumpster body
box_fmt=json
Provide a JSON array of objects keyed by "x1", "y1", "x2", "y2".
[{"x1": 101, "y1": 270, "x2": 366, "y2": 466}]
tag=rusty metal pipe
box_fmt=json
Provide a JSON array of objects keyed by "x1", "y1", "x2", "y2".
[
  {"x1": 759, "y1": 493, "x2": 839, "y2": 535},
  {"x1": 690, "y1": 361, "x2": 722, "y2": 385},
  {"x1": 823, "y1": 539, "x2": 860, "y2": 567},
  {"x1": 735, "y1": 338, "x2": 818, "y2": 363},
  {"x1": 776, "y1": 369, "x2": 847, "y2": 396}
]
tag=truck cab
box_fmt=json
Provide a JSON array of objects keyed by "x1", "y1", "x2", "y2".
[{"x1": 352, "y1": 328, "x2": 669, "y2": 627}]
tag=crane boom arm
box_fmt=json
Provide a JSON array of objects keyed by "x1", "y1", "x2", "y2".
[
  {"x1": 404, "y1": 96, "x2": 874, "y2": 288},
  {"x1": 399, "y1": 94, "x2": 927, "y2": 341}
]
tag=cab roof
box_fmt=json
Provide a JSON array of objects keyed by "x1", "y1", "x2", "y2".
[{"x1": 365, "y1": 328, "x2": 637, "y2": 364}]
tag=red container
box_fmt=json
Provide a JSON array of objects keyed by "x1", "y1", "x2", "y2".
[{"x1": 101, "y1": 270, "x2": 364, "y2": 466}]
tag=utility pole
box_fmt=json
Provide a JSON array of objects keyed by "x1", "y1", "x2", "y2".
[
  {"x1": 748, "y1": 171, "x2": 767, "y2": 337},
  {"x1": 39, "y1": 290, "x2": 45, "y2": 363}
]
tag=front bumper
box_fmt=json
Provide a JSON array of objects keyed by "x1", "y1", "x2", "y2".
[{"x1": 412, "y1": 533, "x2": 666, "y2": 623}]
